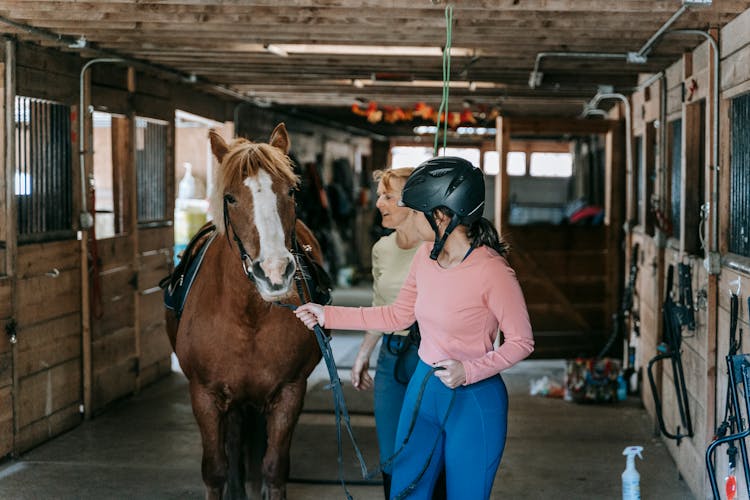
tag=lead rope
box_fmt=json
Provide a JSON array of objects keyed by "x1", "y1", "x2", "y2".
[
  {"x1": 280, "y1": 234, "x2": 460, "y2": 498},
  {"x1": 281, "y1": 281, "x2": 455, "y2": 498}
]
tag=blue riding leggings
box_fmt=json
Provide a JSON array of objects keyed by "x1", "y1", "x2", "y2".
[
  {"x1": 374, "y1": 335, "x2": 420, "y2": 473},
  {"x1": 389, "y1": 360, "x2": 508, "y2": 500}
]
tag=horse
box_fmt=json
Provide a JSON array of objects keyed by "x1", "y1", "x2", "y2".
[{"x1": 166, "y1": 124, "x2": 325, "y2": 500}]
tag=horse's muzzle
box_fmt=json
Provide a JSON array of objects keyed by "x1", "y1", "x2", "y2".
[{"x1": 251, "y1": 255, "x2": 296, "y2": 297}]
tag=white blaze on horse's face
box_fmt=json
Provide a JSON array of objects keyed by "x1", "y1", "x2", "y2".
[{"x1": 244, "y1": 170, "x2": 296, "y2": 298}]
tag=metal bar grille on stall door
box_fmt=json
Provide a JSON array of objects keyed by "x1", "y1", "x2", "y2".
[
  {"x1": 14, "y1": 96, "x2": 73, "y2": 241},
  {"x1": 730, "y1": 93, "x2": 750, "y2": 257},
  {"x1": 136, "y1": 117, "x2": 168, "y2": 224}
]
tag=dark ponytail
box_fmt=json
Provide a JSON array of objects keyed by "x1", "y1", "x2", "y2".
[{"x1": 468, "y1": 217, "x2": 509, "y2": 257}]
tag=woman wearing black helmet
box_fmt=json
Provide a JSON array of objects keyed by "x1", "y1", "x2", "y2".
[{"x1": 296, "y1": 157, "x2": 534, "y2": 499}]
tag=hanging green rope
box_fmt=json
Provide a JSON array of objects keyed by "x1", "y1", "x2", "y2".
[{"x1": 433, "y1": 4, "x2": 453, "y2": 156}]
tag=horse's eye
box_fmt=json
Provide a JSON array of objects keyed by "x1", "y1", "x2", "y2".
[
  {"x1": 288, "y1": 188, "x2": 295, "y2": 197},
  {"x1": 224, "y1": 193, "x2": 236, "y2": 204}
]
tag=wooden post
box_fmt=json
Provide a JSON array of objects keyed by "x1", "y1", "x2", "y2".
[
  {"x1": 3, "y1": 41, "x2": 16, "y2": 280},
  {"x1": 495, "y1": 116, "x2": 510, "y2": 233},
  {"x1": 80, "y1": 66, "x2": 92, "y2": 419},
  {"x1": 127, "y1": 67, "x2": 141, "y2": 391},
  {"x1": 605, "y1": 120, "x2": 625, "y2": 349},
  {"x1": 3, "y1": 38, "x2": 19, "y2": 455},
  {"x1": 705, "y1": 25, "x2": 720, "y2": 454}
]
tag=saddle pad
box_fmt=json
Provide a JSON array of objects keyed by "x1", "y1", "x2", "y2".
[{"x1": 163, "y1": 227, "x2": 216, "y2": 318}]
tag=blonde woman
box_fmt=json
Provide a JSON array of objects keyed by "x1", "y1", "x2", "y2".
[
  {"x1": 350, "y1": 167, "x2": 424, "y2": 497},
  {"x1": 297, "y1": 157, "x2": 533, "y2": 499}
]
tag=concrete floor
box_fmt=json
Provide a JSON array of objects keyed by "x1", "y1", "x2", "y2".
[{"x1": 0, "y1": 286, "x2": 695, "y2": 499}]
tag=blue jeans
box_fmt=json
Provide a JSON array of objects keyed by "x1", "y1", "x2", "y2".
[
  {"x1": 374, "y1": 335, "x2": 420, "y2": 473},
  {"x1": 390, "y1": 360, "x2": 508, "y2": 500}
]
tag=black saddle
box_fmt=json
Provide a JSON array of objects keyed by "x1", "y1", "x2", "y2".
[{"x1": 160, "y1": 224, "x2": 216, "y2": 318}]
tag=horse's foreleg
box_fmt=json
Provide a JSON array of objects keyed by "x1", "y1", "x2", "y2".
[
  {"x1": 262, "y1": 381, "x2": 306, "y2": 500},
  {"x1": 191, "y1": 384, "x2": 229, "y2": 500}
]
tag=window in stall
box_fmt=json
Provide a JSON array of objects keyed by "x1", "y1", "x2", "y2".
[
  {"x1": 507, "y1": 140, "x2": 588, "y2": 226},
  {"x1": 684, "y1": 101, "x2": 706, "y2": 257},
  {"x1": 14, "y1": 96, "x2": 74, "y2": 243},
  {"x1": 92, "y1": 111, "x2": 129, "y2": 239},
  {"x1": 643, "y1": 122, "x2": 657, "y2": 236},
  {"x1": 668, "y1": 119, "x2": 683, "y2": 243},
  {"x1": 389, "y1": 146, "x2": 432, "y2": 169},
  {"x1": 529, "y1": 152, "x2": 573, "y2": 177},
  {"x1": 634, "y1": 136, "x2": 644, "y2": 228},
  {"x1": 136, "y1": 116, "x2": 169, "y2": 226},
  {"x1": 438, "y1": 147, "x2": 481, "y2": 167},
  {"x1": 729, "y1": 92, "x2": 750, "y2": 257}
]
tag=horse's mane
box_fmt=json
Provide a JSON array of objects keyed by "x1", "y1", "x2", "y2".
[{"x1": 209, "y1": 138, "x2": 299, "y2": 234}]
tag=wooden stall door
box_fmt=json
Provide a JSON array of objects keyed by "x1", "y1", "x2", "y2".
[
  {"x1": 136, "y1": 226, "x2": 173, "y2": 387},
  {"x1": 13, "y1": 241, "x2": 83, "y2": 452},
  {"x1": 90, "y1": 116, "x2": 137, "y2": 413},
  {"x1": 506, "y1": 226, "x2": 609, "y2": 358},
  {"x1": 133, "y1": 116, "x2": 174, "y2": 388}
]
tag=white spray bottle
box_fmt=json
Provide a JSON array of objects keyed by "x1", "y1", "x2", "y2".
[{"x1": 622, "y1": 446, "x2": 643, "y2": 500}]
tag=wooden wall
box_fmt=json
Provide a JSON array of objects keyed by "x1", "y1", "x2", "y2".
[
  {"x1": 0, "y1": 37, "x2": 375, "y2": 456},
  {"x1": 137, "y1": 226, "x2": 173, "y2": 387},
  {"x1": 0, "y1": 39, "x2": 238, "y2": 454},
  {"x1": 713, "y1": 7, "x2": 750, "y2": 500},
  {"x1": 627, "y1": 8, "x2": 750, "y2": 498}
]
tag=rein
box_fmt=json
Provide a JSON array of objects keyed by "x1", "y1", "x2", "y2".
[
  {"x1": 282, "y1": 242, "x2": 454, "y2": 499},
  {"x1": 284, "y1": 234, "x2": 367, "y2": 499},
  {"x1": 279, "y1": 240, "x2": 454, "y2": 500},
  {"x1": 275, "y1": 260, "x2": 367, "y2": 500}
]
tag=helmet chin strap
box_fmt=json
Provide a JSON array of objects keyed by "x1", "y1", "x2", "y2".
[{"x1": 426, "y1": 213, "x2": 461, "y2": 260}]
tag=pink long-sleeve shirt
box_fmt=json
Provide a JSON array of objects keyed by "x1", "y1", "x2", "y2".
[{"x1": 324, "y1": 243, "x2": 534, "y2": 384}]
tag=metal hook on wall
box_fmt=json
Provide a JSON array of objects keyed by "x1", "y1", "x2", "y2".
[{"x1": 730, "y1": 277, "x2": 742, "y2": 297}]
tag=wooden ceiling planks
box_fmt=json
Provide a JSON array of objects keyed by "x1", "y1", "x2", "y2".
[{"x1": 0, "y1": 0, "x2": 747, "y2": 126}]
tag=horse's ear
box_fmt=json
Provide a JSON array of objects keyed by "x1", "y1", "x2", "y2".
[
  {"x1": 209, "y1": 129, "x2": 229, "y2": 163},
  {"x1": 269, "y1": 123, "x2": 291, "y2": 154}
]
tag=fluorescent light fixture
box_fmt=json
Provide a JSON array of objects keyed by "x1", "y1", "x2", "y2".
[
  {"x1": 356, "y1": 79, "x2": 504, "y2": 89},
  {"x1": 307, "y1": 79, "x2": 505, "y2": 90},
  {"x1": 233, "y1": 43, "x2": 478, "y2": 57},
  {"x1": 413, "y1": 126, "x2": 497, "y2": 136},
  {"x1": 263, "y1": 44, "x2": 289, "y2": 57}
]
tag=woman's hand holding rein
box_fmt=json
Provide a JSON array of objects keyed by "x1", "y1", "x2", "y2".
[
  {"x1": 433, "y1": 359, "x2": 467, "y2": 389},
  {"x1": 294, "y1": 303, "x2": 325, "y2": 330}
]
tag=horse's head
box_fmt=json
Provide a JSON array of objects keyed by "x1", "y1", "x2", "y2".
[{"x1": 209, "y1": 124, "x2": 299, "y2": 301}]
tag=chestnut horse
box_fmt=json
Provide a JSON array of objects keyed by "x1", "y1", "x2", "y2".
[{"x1": 166, "y1": 124, "x2": 323, "y2": 500}]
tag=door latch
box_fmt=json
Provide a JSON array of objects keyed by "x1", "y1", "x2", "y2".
[{"x1": 5, "y1": 318, "x2": 17, "y2": 345}]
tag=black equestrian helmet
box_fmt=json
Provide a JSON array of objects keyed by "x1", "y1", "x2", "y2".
[{"x1": 401, "y1": 156, "x2": 485, "y2": 224}]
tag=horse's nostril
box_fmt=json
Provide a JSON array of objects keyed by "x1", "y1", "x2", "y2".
[
  {"x1": 284, "y1": 259, "x2": 295, "y2": 279},
  {"x1": 252, "y1": 260, "x2": 266, "y2": 279}
]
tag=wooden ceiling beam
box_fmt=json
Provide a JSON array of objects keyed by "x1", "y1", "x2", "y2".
[
  {"x1": 1, "y1": 7, "x2": 737, "y2": 26},
  {"x1": 3, "y1": 0, "x2": 747, "y2": 13}
]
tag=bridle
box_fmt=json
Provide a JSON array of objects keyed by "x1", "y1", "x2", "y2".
[{"x1": 223, "y1": 196, "x2": 258, "y2": 282}]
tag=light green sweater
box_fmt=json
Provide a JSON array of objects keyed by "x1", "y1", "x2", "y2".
[{"x1": 371, "y1": 232, "x2": 420, "y2": 335}]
